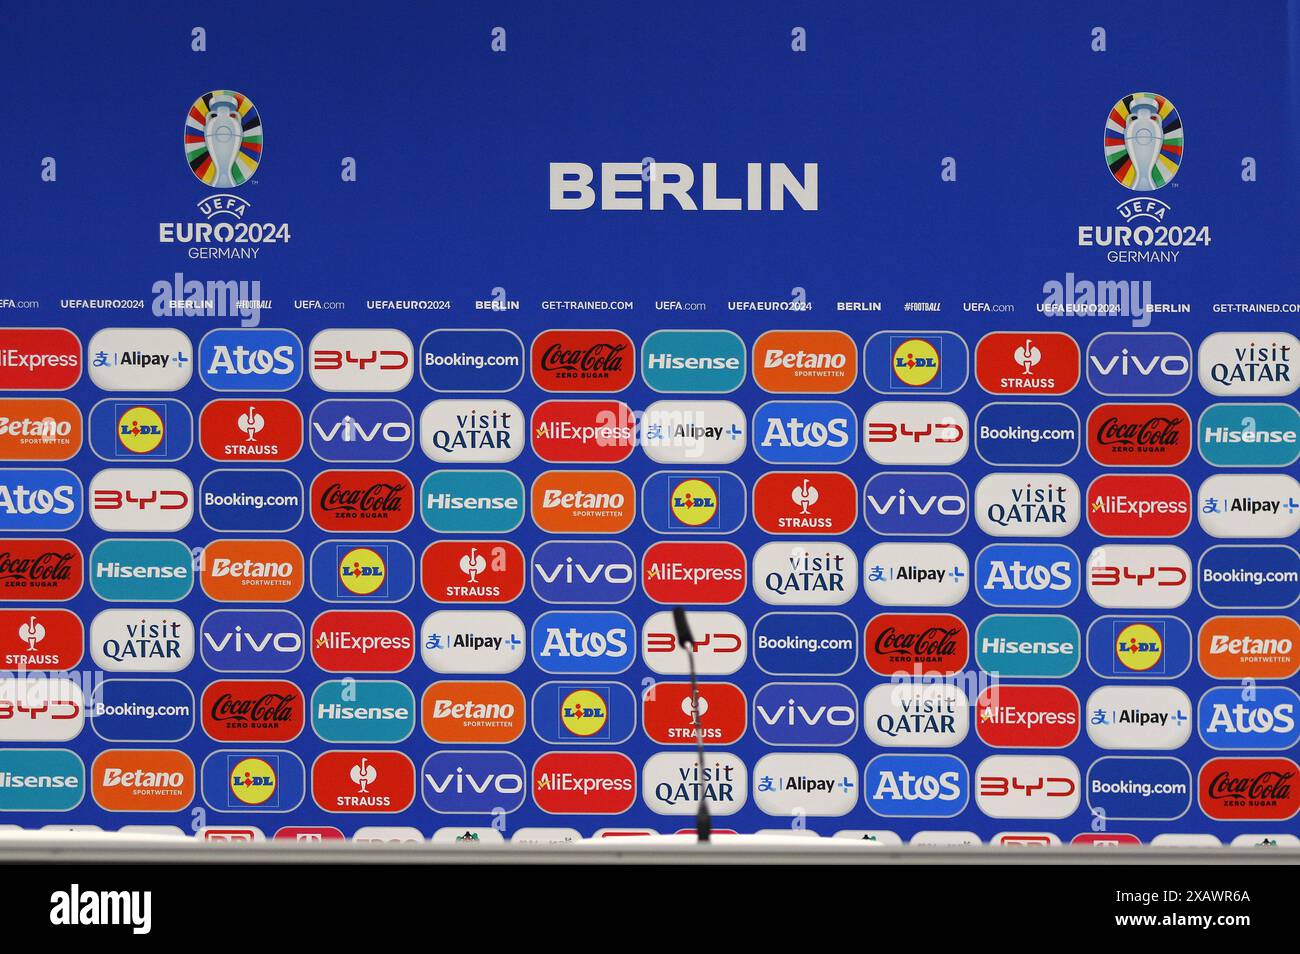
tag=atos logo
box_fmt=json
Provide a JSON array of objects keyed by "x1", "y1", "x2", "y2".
[
  {"x1": 1198, "y1": 757, "x2": 1300, "y2": 821},
  {"x1": 641, "y1": 329, "x2": 745, "y2": 393},
  {"x1": 201, "y1": 750, "x2": 306, "y2": 813},
  {"x1": 1087, "y1": 544, "x2": 1191, "y2": 609},
  {"x1": 421, "y1": 328, "x2": 525, "y2": 392},
  {"x1": 90, "y1": 538, "x2": 188, "y2": 602},
  {"x1": 864, "y1": 754, "x2": 969, "y2": 817},
  {"x1": 533, "y1": 540, "x2": 635, "y2": 604},
  {"x1": 310, "y1": 541, "x2": 414, "y2": 603},
  {"x1": 315, "y1": 680, "x2": 415, "y2": 744},
  {"x1": 642, "y1": 470, "x2": 746, "y2": 534},
  {"x1": 753, "y1": 401, "x2": 856, "y2": 465},
  {"x1": 1086, "y1": 332, "x2": 1192, "y2": 396},
  {"x1": 532, "y1": 329, "x2": 634, "y2": 392},
  {"x1": 753, "y1": 682, "x2": 857, "y2": 746},
  {"x1": 89, "y1": 679, "x2": 194, "y2": 743},
  {"x1": 642, "y1": 541, "x2": 745, "y2": 604},
  {"x1": 974, "y1": 685, "x2": 1080, "y2": 748},
  {"x1": 530, "y1": 400, "x2": 635, "y2": 464},
  {"x1": 198, "y1": 328, "x2": 303, "y2": 391},
  {"x1": 312, "y1": 610, "x2": 416, "y2": 673},
  {"x1": 0, "y1": 469, "x2": 81, "y2": 532},
  {"x1": 422, "y1": 751, "x2": 526, "y2": 814},
  {"x1": 1085, "y1": 616, "x2": 1192, "y2": 679},
  {"x1": 752, "y1": 330, "x2": 856, "y2": 394},
  {"x1": 863, "y1": 472, "x2": 967, "y2": 536},
  {"x1": 1199, "y1": 687, "x2": 1300, "y2": 751},
  {"x1": 314, "y1": 750, "x2": 415, "y2": 813},
  {"x1": 753, "y1": 612, "x2": 855, "y2": 677},
  {"x1": 309, "y1": 328, "x2": 413, "y2": 392},
  {"x1": 864, "y1": 401, "x2": 968, "y2": 466},
  {"x1": 863, "y1": 330, "x2": 968, "y2": 394},
  {"x1": 0, "y1": 608, "x2": 83, "y2": 670},
  {"x1": 753, "y1": 471, "x2": 855, "y2": 535},
  {"x1": 974, "y1": 403, "x2": 1078, "y2": 466},
  {"x1": 533, "y1": 681, "x2": 636, "y2": 744},
  {"x1": 976, "y1": 544, "x2": 1079, "y2": 608},
  {"x1": 531, "y1": 610, "x2": 634, "y2": 674},
  {"x1": 201, "y1": 609, "x2": 305, "y2": 673},
  {"x1": 201, "y1": 539, "x2": 303, "y2": 603},
  {"x1": 1087, "y1": 757, "x2": 1192, "y2": 821},
  {"x1": 644, "y1": 610, "x2": 746, "y2": 676},
  {"x1": 0, "y1": 328, "x2": 81, "y2": 391},
  {"x1": 975, "y1": 754, "x2": 1080, "y2": 819},
  {"x1": 1198, "y1": 616, "x2": 1300, "y2": 680},
  {"x1": 89, "y1": 399, "x2": 193, "y2": 462},
  {"x1": 201, "y1": 679, "x2": 303, "y2": 743},
  {"x1": 975, "y1": 615, "x2": 1079, "y2": 679},
  {"x1": 311, "y1": 470, "x2": 413, "y2": 533},
  {"x1": 0, "y1": 748, "x2": 84, "y2": 811},
  {"x1": 1199, "y1": 545, "x2": 1300, "y2": 609},
  {"x1": 421, "y1": 469, "x2": 524, "y2": 534},
  {"x1": 423, "y1": 541, "x2": 526, "y2": 604},
  {"x1": 1198, "y1": 332, "x2": 1298, "y2": 398},
  {"x1": 200, "y1": 398, "x2": 302, "y2": 462},
  {"x1": 1199, "y1": 403, "x2": 1300, "y2": 468},
  {"x1": 1086, "y1": 474, "x2": 1191, "y2": 537},
  {"x1": 975, "y1": 332, "x2": 1079, "y2": 395},
  {"x1": 864, "y1": 613, "x2": 969, "y2": 676},
  {"x1": 310, "y1": 400, "x2": 413, "y2": 463},
  {"x1": 642, "y1": 682, "x2": 746, "y2": 745},
  {"x1": 424, "y1": 681, "x2": 525, "y2": 744},
  {"x1": 0, "y1": 398, "x2": 81, "y2": 461},
  {"x1": 201, "y1": 469, "x2": 302, "y2": 532},
  {"x1": 532, "y1": 751, "x2": 636, "y2": 815},
  {"x1": 1087, "y1": 403, "x2": 1190, "y2": 466}
]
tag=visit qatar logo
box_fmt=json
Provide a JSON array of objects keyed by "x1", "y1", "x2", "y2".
[{"x1": 185, "y1": 91, "x2": 263, "y2": 188}]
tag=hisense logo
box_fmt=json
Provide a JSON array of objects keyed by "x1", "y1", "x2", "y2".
[{"x1": 550, "y1": 162, "x2": 818, "y2": 211}]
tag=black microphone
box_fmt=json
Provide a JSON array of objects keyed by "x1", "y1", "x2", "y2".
[{"x1": 672, "y1": 606, "x2": 712, "y2": 844}]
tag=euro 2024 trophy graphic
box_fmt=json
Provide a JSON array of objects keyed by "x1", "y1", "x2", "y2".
[
  {"x1": 185, "y1": 90, "x2": 263, "y2": 187},
  {"x1": 1105, "y1": 92, "x2": 1182, "y2": 191}
]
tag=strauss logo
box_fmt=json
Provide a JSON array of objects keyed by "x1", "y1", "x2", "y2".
[{"x1": 350, "y1": 757, "x2": 377, "y2": 794}]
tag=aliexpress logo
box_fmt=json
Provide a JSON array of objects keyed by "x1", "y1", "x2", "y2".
[
  {"x1": 1086, "y1": 474, "x2": 1192, "y2": 537},
  {"x1": 974, "y1": 685, "x2": 1080, "y2": 748},
  {"x1": 1087, "y1": 403, "x2": 1191, "y2": 467},
  {"x1": 532, "y1": 751, "x2": 636, "y2": 814},
  {"x1": 199, "y1": 399, "x2": 303, "y2": 462},
  {"x1": 201, "y1": 679, "x2": 305, "y2": 743},
  {"x1": 530, "y1": 400, "x2": 636, "y2": 463},
  {"x1": 312, "y1": 750, "x2": 415, "y2": 813},
  {"x1": 0, "y1": 328, "x2": 81, "y2": 391},
  {"x1": 202, "y1": 540, "x2": 304, "y2": 602},
  {"x1": 642, "y1": 682, "x2": 746, "y2": 745},
  {"x1": 422, "y1": 681, "x2": 526, "y2": 743},
  {"x1": 310, "y1": 469, "x2": 414, "y2": 533},
  {"x1": 531, "y1": 470, "x2": 635, "y2": 534},
  {"x1": 1199, "y1": 616, "x2": 1299, "y2": 680},
  {"x1": 752, "y1": 471, "x2": 857, "y2": 534},
  {"x1": 642, "y1": 542, "x2": 746, "y2": 604},
  {"x1": 753, "y1": 330, "x2": 856, "y2": 393},
  {"x1": 311, "y1": 610, "x2": 416, "y2": 673},
  {"x1": 91, "y1": 748, "x2": 195, "y2": 811},
  {"x1": 0, "y1": 398, "x2": 81, "y2": 461},
  {"x1": 422, "y1": 541, "x2": 525, "y2": 603}
]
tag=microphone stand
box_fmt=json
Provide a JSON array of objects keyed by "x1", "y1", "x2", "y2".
[{"x1": 672, "y1": 606, "x2": 712, "y2": 844}]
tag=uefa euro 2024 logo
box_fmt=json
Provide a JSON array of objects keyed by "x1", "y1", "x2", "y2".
[
  {"x1": 1105, "y1": 92, "x2": 1182, "y2": 192},
  {"x1": 185, "y1": 90, "x2": 262, "y2": 188}
]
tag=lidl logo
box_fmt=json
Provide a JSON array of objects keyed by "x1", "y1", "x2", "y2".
[
  {"x1": 230, "y1": 756, "x2": 278, "y2": 806},
  {"x1": 201, "y1": 749, "x2": 305, "y2": 813},
  {"x1": 560, "y1": 688, "x2": 609, "y2": 738},
  {"x1": 864, "y1": 331, "x2": 967, "y2": 394},
  {"x1": 309, "y1": 541, "x2": 415, "y2": 602},
  {"x1": 641, "y1": 470, "x2": 745, "y2": 535},
  {"x1": 1084, "y1": 615, "x2": 1192, "y2": 679},
  {"x1": 340, "y1": 547, "x2": 386, "y2": 596},
  {"x1": 533, "y1": 681, "x2": 636, "y2": 745},
  {"x1": 669, "y1": 478, "x2": 717, "y2": 527},
  {"x1": 89, "y1": 399, "x2": 193, "y2": 461}
]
